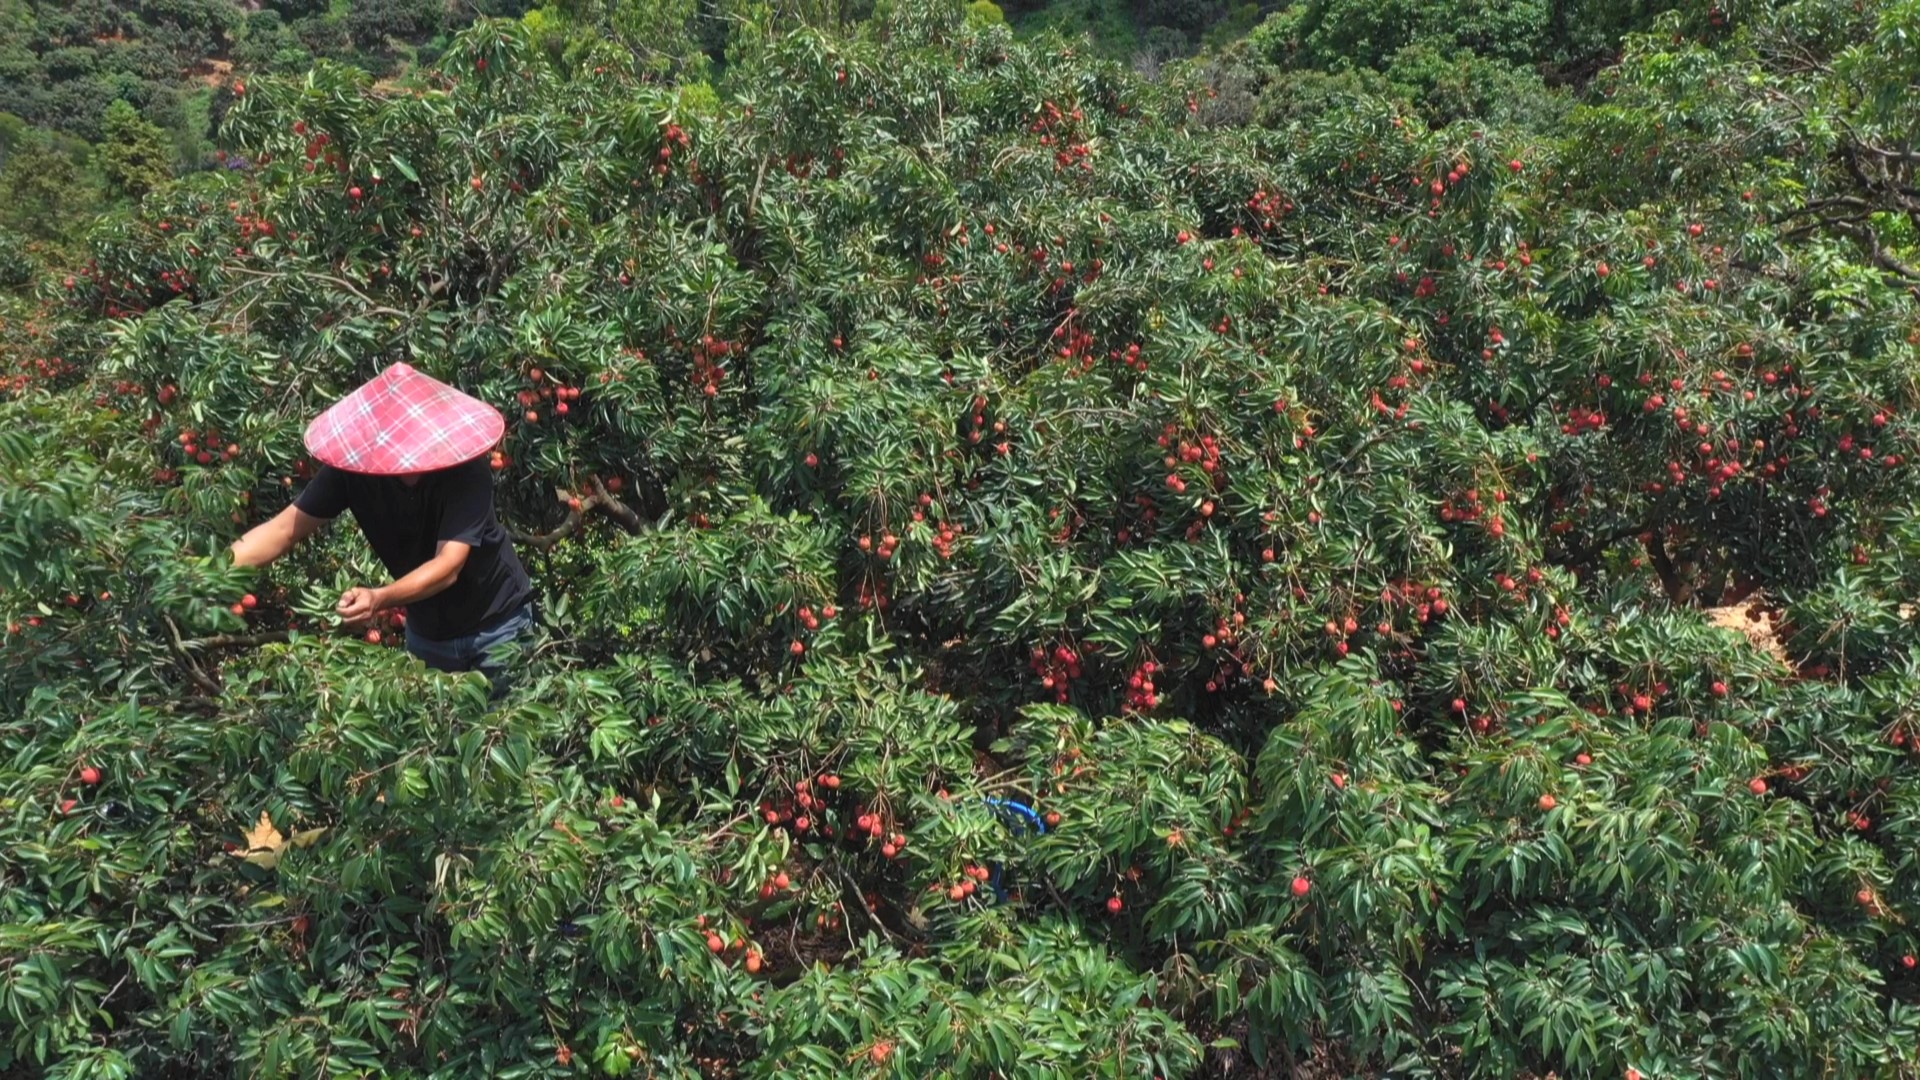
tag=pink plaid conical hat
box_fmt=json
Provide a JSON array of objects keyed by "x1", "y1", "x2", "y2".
[{"x1": 304, "y1": 362, "x2": 503, "y2": 474}]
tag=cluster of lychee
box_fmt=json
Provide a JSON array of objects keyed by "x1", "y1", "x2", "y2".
[
  {"x1": 689, "y1": 335, "x2": 736, "y2": 398},
  {"x1": 1049, "y1": 318, "x2": 1098, "y2": 375},
  {"x1": 932, "y1": 863, "x2": 994, "y2": 904},
  {"x1": 1437, "y1": 485, "x2": 1510, "y2": 539},
  {"x1": 515, "y1": 366, "x2": 584, "y2": 422},
  {"x1": 1159, "y1": 424, "x2": 1226, "y2": 498},
  {"x1": 1029, "y1": 643, "x2": 1083, "y2": 703},
  {"x1": 1106, "y1": 339, "x2": 1148, "y2": 373},
  {"x1": 788, "y1": 602, "x2": 836, "y2": 656},
  {"x1": 1123, "y1": 659, "x2": 1162, "y2": 712},
  {"x1": 761, "y1": 775, "x2": 912, "y2": 860},
  {"x1": 910, "y1": 493, "x2": 967, "y2": 561},
  {"x1": 695, "y1": 914, "x2": 764, "y2": 974},
  {"x1": 652, "y1": 121, "x2": 692, "y2": 177},
  {"x1": 1243, "y1": 187, "x2": 1295, "y2": 232},
  {"x1": 173, "y1": 425, "x2": 242, "y2": 468}
]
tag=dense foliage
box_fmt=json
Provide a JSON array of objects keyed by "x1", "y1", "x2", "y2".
[{"x1": 4, "y1": 0, "x2": 1920, "y2": 1077}]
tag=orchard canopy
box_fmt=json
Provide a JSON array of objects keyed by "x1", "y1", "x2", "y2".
[{"x1": 4, "y1": 1, "x2": 1920, "y2": 1077}]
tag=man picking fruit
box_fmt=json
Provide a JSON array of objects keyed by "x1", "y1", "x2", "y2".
[{"x1": 228, "y1": 362, "x2": 535, "y2": 696}]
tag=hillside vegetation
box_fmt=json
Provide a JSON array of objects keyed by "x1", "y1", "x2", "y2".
[{"x1": 2, "y1": 0, "x2": 1919, "y2": 1077}]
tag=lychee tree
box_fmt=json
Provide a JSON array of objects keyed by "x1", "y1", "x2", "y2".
[{"x1": 2, "y1": 1, "x2": 1919, "y2": 1077}]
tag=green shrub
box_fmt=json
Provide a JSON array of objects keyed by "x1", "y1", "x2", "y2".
[
  {"x1": 964, "y1": 0, "x2": 1006, "y2": 28},
  {"x1": 345, "y1": 0, "x2": 444, "y2": 52},
  {"x1": 1141, "y1": 0, "x2": 1224, "y2": 34},
  {"x1": 1383, "y1": 41, "x2": 1566, "y2": 128},
  {"x1": 0, "y1": 227, "x2": 35, "y2": 291},
  {"x1": 97, "y1": 99, "x2": 173, "y2": 199}
]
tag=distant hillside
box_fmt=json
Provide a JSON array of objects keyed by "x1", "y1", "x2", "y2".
[{"x1": 0, "y1": 0, "x2": 529, "y2": 162}]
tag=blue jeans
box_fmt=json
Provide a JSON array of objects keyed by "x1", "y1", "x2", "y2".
[{"x1": 405, "y1": 603, "x2": 534, "y2": 699}]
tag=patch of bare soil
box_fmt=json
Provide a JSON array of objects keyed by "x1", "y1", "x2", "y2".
[{"x1": 192, "y1": 58, "x2": 233, "y2": 89}]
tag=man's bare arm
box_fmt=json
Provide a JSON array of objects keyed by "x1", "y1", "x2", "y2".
[
  {"x1": 336, "y1": 541, "x2": 471, "y2": 625},
  {"x1": 230, "y1": 505, "x2": 331, "y2": 568}
]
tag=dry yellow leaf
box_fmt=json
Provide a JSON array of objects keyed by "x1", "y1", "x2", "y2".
[
  {"x1": 234, "y1": 810, "x2": 326, "y2": 871},
  {"x1": 239, "y1": 810, "x2": 284, "y2": 869},
  {"x1": 1704, "y1": 597, "x2": 1791, "y2": 666}
]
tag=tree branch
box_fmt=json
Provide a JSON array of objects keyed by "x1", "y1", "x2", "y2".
[
  {"x1": 223, "y1": 265, "x2": 418, "y2": 321},
  {"x1": 1775, "y1": 194, "x2": 1875, "y2": 226},
  {"x1": 163, "y1": 615, "x2": 221, "y2": 695},
  {"x1": 514, "y1": 480, "x2": 648, "y2": 551},
  {"x1": 585, "y1": 476, "x2": 644, "y2": 532},
  {"x1": 1828, "y1": 221, "x2": 1920, "y2": 287},
  {"x1": 516, "y1": 499, "x2": 585, "y2": 551},
  {"x1": 1331, "y1": 426, "x2": 1397, "y2": 474},
  {"x1": 1644, "y1": 530, "x2": 1690, "y2": 605}
]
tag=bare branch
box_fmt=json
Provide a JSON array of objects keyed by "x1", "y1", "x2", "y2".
[
  {"x1": 163, "y1": 615, "x2": 221, "y2": 695},
  {"x1": 222, "y1": 265, "x2": 418, "y2": 321},
  {"x1": 515, "y1": 479, "x2": 647, "y2": 551},
  {"x1": 516, "y1": 496, "x2": 586, "y2": 551},
  {"x1": 1828, "y1": 221, "x2": 1920, "y2": 287},
  {"x1": 585, "y1": 476, "x2": 644, "y2": 532}
]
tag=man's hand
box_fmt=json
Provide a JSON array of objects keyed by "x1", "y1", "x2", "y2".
[
  {"x1": 334, "y1": 542, "x2": 469, "y2": 631},
  {"x1": 336, "y1": 586, "x2": 384, "y2": 627}
]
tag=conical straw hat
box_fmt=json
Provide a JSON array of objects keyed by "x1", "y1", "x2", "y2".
[{"x1": 303, "y1": 362, "x2": 503, "y2": 474}]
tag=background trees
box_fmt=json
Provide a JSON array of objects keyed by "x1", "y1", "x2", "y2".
[
  {"x1": 0, "y1": 125, "x2": 93, "y2": 244},
  {"x1": 2, "y1": 0, "x2": 1919, "y2": 1077},
  {"x1": 97, "y1": 98, "x2": 172, "y2": 198}
]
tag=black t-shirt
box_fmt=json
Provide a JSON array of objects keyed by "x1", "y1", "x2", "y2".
[{"x1": 294, "y1": 457, "x2": 533, "y2": 641}]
